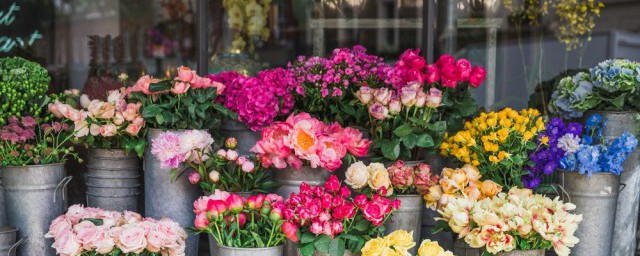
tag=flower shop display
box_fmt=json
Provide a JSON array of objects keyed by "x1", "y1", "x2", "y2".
[
  {"x1": 440, "y1": 108, "x2": 546, "y2": 188},
  {"x1": 49, "y1": 88, "x2": 147, "y2": 212},
  {"x1": 288, "y1": 45, "x2": 389, "y2": 127},
  {"x1": 191, "y1": 191, "x2": 287, "y2": 256},
  {"x1": 361, "y1": 230, "x2": 455, "y2": 256},
  {"x1": 555, "y1": 114, "x2": 638, "y2": 256},
  {"x1": 151, "y1": 131, "x2": 277, "y2": 194},
  {"x1": 437, "y1": 188, "x2": 582, "y2": 256},
  {"x1": 550, "y1": 59, "x2": 640, "y2": 118},
  {"x1": 360, "y1": 52, "x2": 485, "y2": 161},
  {"x1": 345, "y1": 160, "x2": 438, "y2": 255},
  {"x1": 0, "y1": 57, "x2": 51, "y2": 125},
  {"x1": 207, "y1": 68, "x2": 298, "y2": 154},
  {"x1": 282, "y1": 175, "x2": 400, "y2": 256},
  {"x1": 46, "y1": 205, "x2": 187, "y2": 256},
  {"x1": 251, "y1": 112, "x2": 371, "y2": 197}
]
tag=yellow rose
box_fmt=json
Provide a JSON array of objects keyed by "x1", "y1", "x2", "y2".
[
  {"x1": 440, "y1": 178, "x2": 460, "y2": 194},
  {"x1": 441, "y1": 168, "x2": 454, "y2": 178},
  {"x1": 424, "y1": 185, "x2": 443, "y2": 210},
  {"x1": 345, "y1": 161, "x2": 369, "y2": 189},
  {"x1": 480, "y1": 180, "x2": 502, "y2": 198},
  {"x1": 361, "y1": 237, "x2": 388, "y2": 256},
  {"x1": 461, "y1": 164, "x2": 481, "y2": 181},
  {"x1": 450, "y1": 169, "x2": 469, "y2": 188},
  {"x1": 385, "y1": 230, "x2": 416, "y2": 253},
  {"x1": 368, "y1": 163, "x2": 392, "y2": 195},
  {"x1": 417, "y1": 240, "x2": 444, "y2": 256}
]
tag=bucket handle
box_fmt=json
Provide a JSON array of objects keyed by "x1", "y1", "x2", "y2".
[
  {"x1": 619, "y1": 183, "x2": 627, "y2": 193},
  {"x1": 54, "y1": 176, "x2": 73, "y2": 203},
  {"x1": 557, "y1": 172, "x2": 572, "y2": 203},
  {"x1": 8, "y1": 236, "x2": 26, "y2": 256}
]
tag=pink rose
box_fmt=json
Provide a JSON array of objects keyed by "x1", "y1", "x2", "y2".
[
  {"x1": 469, "y1": 66, "x2": 486, "y2": 88},
  {"x1": 424, "y1": 64, "x2": 440, "y2": 85},
  {"x1": 436, "y1": 54, "x2": 456, "y2": 69},
  {"x1": 194, "y1": 212, "x2": 210, "y2": 229},
  {"x1": 369, "y1": 103, "x2": 389, "y2": 120},
  {"x1": 93, "y1": 227, "x2": 116, "y2": 254},
  {"x1": 46, "y1": 215, "x2": 72, "y2": 238},
  {"x1": 52, "y1": 230, "x2": 82, "y2": 256},
  {"x1": 74, "y1": 220, "x2": 99, "y2": 249},
  {"x1": 374, "y1": 88, "x2": 392, "y2": 105},
  {"x1": 123, "y1": 211, "x2": 143, "y2": 224},
  {"x1": 356, "y1": 86, "x2": 373, "y2": 104},
  {"x1": 98, "y1": 103, "x2": 116, "y2": 119},
  {"x1": 331, "y1": 221, "x2": 344, "y2": 234},
  {"x1": 398, "y1": 49, "x2": 426, "y2": 69},
  {"x1": 113, "y1": 113, "x2": 125, "y2": 126},
  {"x1": 122, "y1": 103, "x2": 142, "y2": 121},
  {"x1": 117, "y1": 225, "x2": 147, "y2": 254},
  {"x1": 48, "y1": 102, "x2": 63, "y2": 118},
  {"x1": 177, "y1": 66, "x2": 195, "y2": 82},
  {"x1": 455, "y1": 59, "x2": 472, "y2": 81},
  {"x1": 145, "y1": 230, "x2": 167, "y2": 253},
  {"x1": 125, "y1": 123, "x2": 142, "y2": 136},
  {"x1": 310, "y1": 221, "x2": 323, "y2": 234},
  {"x1": 440, "y1": 64, "x2": 458, "y2": 88},
  {"x1": 156, "y1": 219, "x2": 187, "y2": 242},
  {"x1": 99, "y1": 124, "x2": 118, "y2": 137},
  {"x1": 171, "y1": 81, "x2": 190, "y2": 94},
  {"x1": 426, "y1": 88, "x2": 443, "y2": 108},
  {"x1": 389, "y1": 166, "x2": 414, "y2": 190},
  {"x1": 388, "y1": 98, "x2": 401, "y2": 115},
  {"x1": 415, "y1": 90, "x2": 427, "y2": 108}
]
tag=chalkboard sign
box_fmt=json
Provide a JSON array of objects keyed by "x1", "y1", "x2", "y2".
[{"x1": 0, "y1": 0, "x2": 53, "y2": 57}]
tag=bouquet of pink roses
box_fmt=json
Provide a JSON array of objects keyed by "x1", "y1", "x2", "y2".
[
  {"x1": 207, "y1": 68, "x2": 297, "y2": 131},
  {"x1": 46, "y1": 205, "x2": 187, "y2": 256},
  {"x1": 191, "y1": 190, "x2": 287, "y2": 248},
  {"x1": 127, "y1": 66, "x2": 229, "y2": 130},
  {"x1": 151, "y1": 130, "x2": 276, "y2": 193},
  {"x1": 49, "y1": 87, "x2": 146, "y2": 157},
  {"x1": 250, "y1": 112, "x2": 371, "y2": 172},
  {"x1": 282, "y1": 175, "x2": 400, "y2": 256}
]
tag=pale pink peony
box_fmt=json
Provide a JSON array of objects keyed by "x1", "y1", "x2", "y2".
[{"x1": 151, "y1": 131, "x2": 185, "y2": 169}]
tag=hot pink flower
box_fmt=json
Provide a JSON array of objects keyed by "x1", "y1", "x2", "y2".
[
  {"x1": 226, "y1": 194, "x2": 245, "y2": 213},
  {"x1": 194, "y1": 212, "x2": 209, "y2": 229},
  {"x1": 456, "y1": 59, "x2": 472, "y2": 81},
  {"x1": 310, "y1": 221, "x2": 323, "y2": 234},
  {"x1": 436, "y1": 54, "x2": 456, "y2": 69},
  {"x1": 188, "y1": 171, "x2": 200, "y2": 185},
  {"x1": 469, "y1": 66, "x2": 486, "y2": 88},
  {"x1": 193, "y1": 196, "x2": 210, "y2": 214},
  {"x1": 324, "y1": 175, "x2": 341, "y2": 192},
  {"x1": 282, "y1": 222, "x2": 299, "y2": 243},
  {"x1": 424, "y1": 64, "x2": 440, "y2": 84}
]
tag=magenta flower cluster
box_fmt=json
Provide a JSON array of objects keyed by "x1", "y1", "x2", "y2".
[
  {"x1": 288, "y1": 45, "x2": 390, "y2": 98},
  {"x1": 207, "y1": 68, "x2": 297, "y2": 131},
  {"x1": 0, "y1": 116, "x2": 37, "y2": 143}
]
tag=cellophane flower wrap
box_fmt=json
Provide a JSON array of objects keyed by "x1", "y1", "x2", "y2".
[
  {"x1": 191, "y1": 190, "x2": 287, "y2": 248},
  {"x1": 357, "y1": 52, "x2": 486, "y2": 161},
  {"x1": 289, "y1": 45, "x2": 389, "y2": 126},
  {"x1": 423, "y1": 164, "x2": 503, "y2": 211},
  {"x1": 550, "y1": 59, "x2": 640, "y2": 118},
  {"x1": 206, "y1": 68, "x2": 297, "y2": 131},
  {"x1": 151, "y1": 131, "x2": 276, "y2": 193},
  {"x1": 560, "y1": 114, "x2": 638, "y2": 176},
  {"x1": 437, "y1": 188, "x2": 582, "y2": 256},
  {"x1": 127, "y1": 66, "x2": 229, "y2": 130},
  {"x1": 250, "y1": 112, "x2": 371, "y2": 172},
  {"x1": 48, "y1": 87, "x2": 147, "y2": 157},
  {"x1": 361, "y1": 230, "x2": 454, "y2": 256},
  {"x1": 282, "y1": 175, "x2": 400, "y2": 256},
  {"x1": 345, "y1": 161, "x2": 439, "y2": 196},
  {"x1": 440, "y1": 108, "x2": 546, "y2": 188},
  {"x1": 46, "y1": 205, "x2": 187, "y2": 256}
]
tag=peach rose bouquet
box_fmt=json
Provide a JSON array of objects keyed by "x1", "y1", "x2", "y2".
[
  {"x1": 345, "y1": 161, "x2": 439, "y2": 196},
  {"x1": 49, "y1": 87, "x2": 146, "y2": 157},
  {"x1": 251, "y1": 112, "x2": 371, "y2": 172},
  {"x1": 437, "y1": 188, "x2": 582, "y2": 256},
  {"x1": 423, "y1": 164, "x2": 502, "y2": 210},
  {"x1": 360, "y1": 230, "x2": 454, "y2": 256},
  {"x1": 46, "y1": 205, "x2": 187, "y2": 256}
]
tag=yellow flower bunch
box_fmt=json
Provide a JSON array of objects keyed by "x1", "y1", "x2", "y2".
[
  {"x1": 555, "y1": 0, "x2": 604, "y2": 51},
  {"x1": 360, "y1": 230, "x2": 453, "y2": 256},
  {"x1": 437, "y1": 188, "x2": 582, "y2": 256},
  {"x1": 223, "y1": 0, "x2": 271, "y2": 53},
  {"x1": 440, "y1": 108, "x2": 545, "y2": 188},
  {"x1": 423, "y1": 164, "x2": 502, "y2": 211}
]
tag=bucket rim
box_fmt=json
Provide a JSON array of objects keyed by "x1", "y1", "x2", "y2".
[
  {"x1": 1, "y1": 162, "x2": 65, "y2": 169},
  {"x1": 217, "y1": 244, "x2": 283, "y2": 251},
  {"x1": 584, "y1": 110, "x2": 639, "y2": 115},
  {"x1": 0, "y1": 226, "x2": 17, "y2": 234},
  {"x1": 556, "y1": 169, "x2": 621, "y2": 177}
]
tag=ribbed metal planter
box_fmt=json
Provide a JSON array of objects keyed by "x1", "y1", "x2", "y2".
[
  {"x1": 85, "y1": 149, "x2": 141, "y2": 212},
  {"x1": 583, "y1": 110, "x2": 639, "y2": 256},
  {"x1": 273, "y1": 166, "x2": 330, "y2": 198},
  {"x1": 385, "y1": 194, "x2": 423, "y2": 256},
  {"x1": 220, "y1": 119, "x2": 261, "y2": 155},
  {"x1": 145, "y1": 128, "x2": 200, "y2": 256},
  {"x1": 0, "y1": 227, "x2": 24, "y2": 256},
  {"x1": 0, "y1": 174, "x2": 6, "y2": 227},
  {"x1": 1, "y1": 163, "x2": 71, "y2": 256},
  {"x1": 453, "y1": 239, "x2": 481, "y2": 256},
  {"x1": 206, "y1": 191, "x2": 253, "y2": 256},
  {"x1": 218, "y1": 245, "x2": 284, "y2": 256},
  {"x1": 559, "y1": 170, "x2": 619, "y2": 256},
  {"x1": 496, "y1": 250, "x2": 545, "y2": 256}
]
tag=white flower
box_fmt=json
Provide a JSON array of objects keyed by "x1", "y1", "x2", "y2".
[
  {"x1": 345, "y1": 161, "x2": 369, "y2": 189},
  {"x1": 557, "y1": 133, "x2": 581, "y2": 154}
]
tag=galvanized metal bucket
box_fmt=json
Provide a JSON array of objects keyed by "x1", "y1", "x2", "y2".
[
  {"x1": 296, "y1": 246, "x2": 358, "y2": 256},
  {"x1": 0, "y1": 163, "x2": 71, "y2": 256},
  {"x1": 453, "y1": 239, "x2": 481, "y2": 256},
  {"x1": 220, "y1": 119, "x2": 261, "y2": 155},
  {"x1": 0, "y1": 175, "x2": 6, "y2": 227},
  {"x1": 583, "y1": 111, "x2": 640, "y2": 256},
  {"x1": 218, "y1": 244, "x2": 284, "y2": 256},
  {"x1": 559, "y1": 170, "x2": 620, "y2": 256},
  {"x1": 145, "y1": 128, "x2": 200, "y2": 256},
  {"x1": 418, "y1": 155, "x2": 454, "y2": 250},
  {"x1": 85, "y1": 149, "x2": 141, "y2": 212},
  {"x1": 385, "y1": 194, "x2": 423, "y2": 256},
  {"x1": 496, "y1": 249, "x2": 545, "y2": 256},
  {"x1": 273, "y1": 166, "x2": 330, "y2": 198},
  {"x1": 205, "y1": 191, "x2": 253, "y2": 256},
  {"x1": 0, "y1": 227, "x2": 25, "y2": 256}
]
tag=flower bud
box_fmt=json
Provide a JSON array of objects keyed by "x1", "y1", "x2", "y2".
[
  {"x1": 225, "y1": 137, "x2": 238, "y2": 149},
  {"x1": 189, "y1": 171, "x2": 201, "y2": 185},
  {"x1": 388, "y1": 99, "x2": 401, "y2": 115},
  {"x1": 208, "y1": 171, "x2": 220, "y2": 183},
  {"x1": 226, "y1": 150, "x2": 239, "y2": 161}
]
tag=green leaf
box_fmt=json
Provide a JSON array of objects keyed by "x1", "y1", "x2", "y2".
[
  {"x1": 300, "y1": 232, "x2": 316, "y2": 244},
  {"x1": 314, "y1": 235, "x2": 332, "y2": 253},
  {"x1": 381, "y1": 139, "x2": 400, "y2": 160},
  {"x1": 415, "y1": 133, "x2": 434, "y2": 148},
  {"x1": 299, "y1": 242, "x2": 316, "y2": 256},
  {"x1": 142, "y1": 105, "x2": 163, "y2": 118},
  {"x1": 79, "y1": 218, "x2": 104, "y2": 226},
  {"x1": 329, "y1": 238, "x2": 345, "y2": 256},
  {"x1": 353, "y1": 218, "x2": 369, "y2": 232},
  {"x1": 400, "y1": 134, "x2": 417, "y2": 149},
  {"x1": 393, "y1": 124, "x2": 413, "y2": 137},
  {"x1": 156, "y1": 113, "x2": 165, "y2": 125}
]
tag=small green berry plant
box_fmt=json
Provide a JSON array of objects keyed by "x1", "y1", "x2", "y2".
[{"x1": 0, "y1": 57, "x2": 51, "y2": 125}]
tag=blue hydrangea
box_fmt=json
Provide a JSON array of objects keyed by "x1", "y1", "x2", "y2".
[
  {"x1": 590, "y1": 59, "x2": 640, "y2": 92},
  {"x1": 549, "y1": 72, "x2": 596, "y2": 119}
]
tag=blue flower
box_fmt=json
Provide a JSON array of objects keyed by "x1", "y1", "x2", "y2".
[
  {"x1": 576, "y1": 145, "x2": 601, "y2": 177},
  {"x1": 560, "y1": 153, "x2": 576, "y2": 170}
]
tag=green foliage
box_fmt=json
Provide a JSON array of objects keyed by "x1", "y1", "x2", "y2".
[
  {"x1": 296, "y1": 214, "x2": 383, "y2": 256},
  {"x1": 0, "y1": 57, "x2": 51, "y2": 125}
]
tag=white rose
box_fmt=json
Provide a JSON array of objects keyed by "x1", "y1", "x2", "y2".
[{"x1": 345, "y1": 161, "x2": 369, "y2": 189}]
